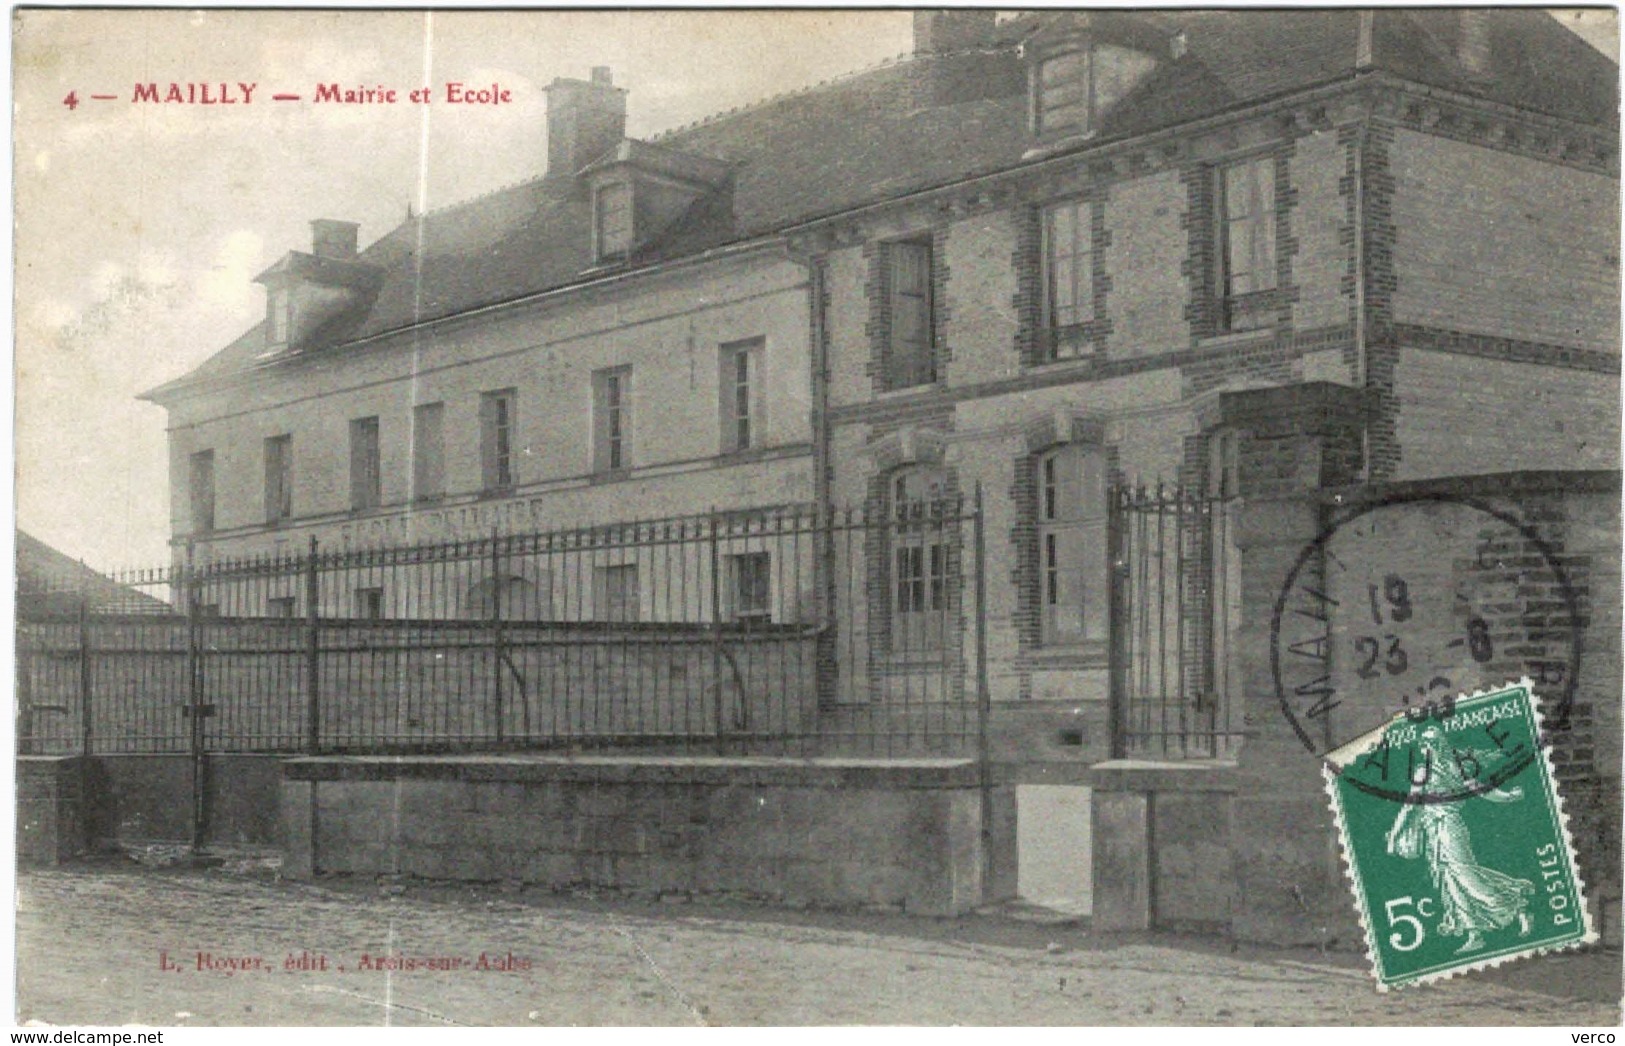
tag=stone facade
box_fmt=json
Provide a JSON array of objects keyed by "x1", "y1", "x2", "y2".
[{"x1": 156, "y1": 251, "x2": 816, "y2": 580}]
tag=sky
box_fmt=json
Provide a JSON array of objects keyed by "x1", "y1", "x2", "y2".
[
  {"x1": 11, "y1": 8, "x2": 1618, "y2": 569},
  {"x1": 12, "y1": 9, "x2": 919, "y2": 567}
]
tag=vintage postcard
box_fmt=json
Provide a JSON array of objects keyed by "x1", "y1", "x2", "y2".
[{"x1": 12, "y1": 6, "x2": 1622, "y2": 1029}]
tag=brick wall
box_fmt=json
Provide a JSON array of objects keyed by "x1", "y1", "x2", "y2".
[
  {"x1": 1105, "y1": 168, "x2": 1188, "y2": 355},
  {"x1": 1290, "y1": 129, "x2": 1353, "y2": 332},
  {"x1": 943, "y1": 213, "x2": 1021, "y2": 382},
  {"x1": 1315, "y1": 478, "x2": 1622, "y2": 925},
  {"x1": 1391, "y1": 348, "x2": 1621, "y2": 479},
  {"x1": 1226, "y1": 471, "x2": 1622, "y2": 945},
  {"x1": 1389, "y1": 127, "x2": 1620, "y2": 355}
]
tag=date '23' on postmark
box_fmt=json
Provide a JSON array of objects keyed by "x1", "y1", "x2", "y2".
[{"x1": 1323, "y1": 681, "x2": 1596, "y2": 990}]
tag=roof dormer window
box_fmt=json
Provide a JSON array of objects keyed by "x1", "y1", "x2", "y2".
[
  {"x1": 267, "y1": 286, "x2": 292, "y2": 346},
  {"x1": 594, "y1": 182, "x2": 632, "y2": 264},
  {"x1": 1037, "y1": 49, "x2": 1091, "y2": 137},
  {"x1": 1026, "y1": 16, "x2": 1162, "y2": 145}
]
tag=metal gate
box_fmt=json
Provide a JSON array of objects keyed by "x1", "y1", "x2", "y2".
[{"x1": 1108, "y1": 481, "x2": 1242, "y2": 759}]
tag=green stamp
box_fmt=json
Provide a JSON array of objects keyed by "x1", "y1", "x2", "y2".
[{"x1": 1324, "y1": 679, "x2": 1597, "y2": 990}]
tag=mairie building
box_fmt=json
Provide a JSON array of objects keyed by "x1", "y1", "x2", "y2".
[{"x1": 140, "y1": 10, "x2": 1619, "y2": 934}]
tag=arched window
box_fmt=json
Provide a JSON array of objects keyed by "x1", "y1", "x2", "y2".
[
  {"x1": 1037, "y1": 444, "x2": 1107, "y2": 645},
  {"x1": 889, "y1": 465, "x2": 950, "y2": 653}
]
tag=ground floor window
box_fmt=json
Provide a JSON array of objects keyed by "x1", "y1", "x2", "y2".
[
  {"x1": 890, "y1": 466, "x2": 950, "y2": 654},
  {"x1": 1037, "y1": 443, "x2": 1108, "y2": 647},
  {"x1": 594, "y1": 564, "x2": 640, "y2": 623},
  {"x1": 727, "y1": 551, "x2": 772, "y2": 624}
]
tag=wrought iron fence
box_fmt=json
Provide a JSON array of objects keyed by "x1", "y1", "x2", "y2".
[
  {"x1": 1109, "y1": 481, "x2": 1242, "y2": 760},
  {"x1": 18, "y1": 498, "x2": 988, "y2": 759}
]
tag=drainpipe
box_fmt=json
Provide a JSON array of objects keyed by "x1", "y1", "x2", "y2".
[
  {"x1": 1352, "y1": 91, "x2": 1380, "y2": 484},
  {"x1": 785, "y1": 240, "x2": 835, "y2": 622}
]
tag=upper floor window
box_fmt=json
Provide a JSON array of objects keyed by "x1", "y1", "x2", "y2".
[
  {"x1": 1037, "y1": 443, "x2": 1108, "y2": 646},
  {"x1": 593, "y1": 367, "x2": 631, "y2": 472},
  {"x1": 349, "y1": 416, "x2": 380, "y2": 511},
  {"x1": 267, "y1": 287, "x2": 292, "y2": 346},
  {"x1": 188, "y1": 450, "x2": 215, "y2": 534},
  {"x1": 594, "y1": 182, "x2": 632, "y2": 264},
  {"x1": 480, "y1": 389, "x2": 516, "y2": 492},
  {"x1": 883, "y1": 239, "x2": 936, "y2": 390},
  {"x1": 889, "y1": 465, "x2": 951, "y2": 653},
  {"x1": 720, "y1": 338, "x2": 763, "y2": 453},
  {"x1": 411, "y1": 402, "x2": 445, "y2": 502},
  {"x1": 1042, "y1": 200, "x2": 1094, "y2": 360},
  {"x1": 1217, "y1": 155, "x2": 1278, "y2": 332},
  {"x1": 264, "y1": 435, "x2": 292, "y2": 524}
]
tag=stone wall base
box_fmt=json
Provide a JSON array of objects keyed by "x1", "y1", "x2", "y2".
[{"x1": 282, "y1": 755, "x2": 1017, "y2": 917}]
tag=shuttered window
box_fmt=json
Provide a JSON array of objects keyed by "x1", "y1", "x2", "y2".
[
  {"x1": 886, "y1": 240, "x2": 936, "y2": 389},
  {"x1": 264, "y1": 435, "x2": 292, "y2": 524},
  {"x1": 349, "y1": 416, "x2": 380, "y2": 511},
  {"x1": 480, "y1": 389, "x2": 516, "y2": 491},
  {"x1": 411, "y1": 402, "x2": 445, "y2": 501},
  {"x1": 189, "y1": 450, "x2": 215, "y2": 534}
]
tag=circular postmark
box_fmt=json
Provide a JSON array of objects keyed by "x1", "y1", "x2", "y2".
[{"x1": 1270, "y1": 492, "x2": 1582, "y2": 804}]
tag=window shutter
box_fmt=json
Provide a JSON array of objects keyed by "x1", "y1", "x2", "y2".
[
  {"x1": 887, "y1": 240, "x2": 935, "y2": 387},
  {"x1": 1251, "y1": 159, "x2": 1277, "y2": 292},
  {"x1": 412, "y1": 403, "x2": 444, "y2": 500}
]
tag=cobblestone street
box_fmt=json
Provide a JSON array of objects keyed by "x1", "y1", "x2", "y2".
[{"x1": 15, "y1": 862, "x2": 1622, "y2": 1026}]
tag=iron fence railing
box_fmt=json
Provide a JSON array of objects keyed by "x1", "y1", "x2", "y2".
[
  {"x1": 1109, "y1": 481, "x2": 1242, "y2": 760},
  {"x1": 18, "y1": 498, "x2": 988, "y2": 759}
]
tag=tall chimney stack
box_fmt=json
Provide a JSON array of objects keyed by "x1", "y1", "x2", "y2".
[
  {"x1": 1458, "y1": 10, "x2": 1492, "y2": 78},
  {"x1": 544, "y1": 67, "x2": 628, "y2": 178},
  {"x1": 912, "y1": 9, "x2": 997, "y2": 55},
  {"x1": 310, "y1": 219, "x2": 360, "y2": 259}
]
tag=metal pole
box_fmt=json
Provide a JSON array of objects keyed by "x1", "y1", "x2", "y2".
[
  {"x1": 304, "y1": 536, "x2": 321, "y2": 754},
  {"x1": 1106, "y1": 485, "x2": 1128, "y2": 759},
  {"x1": 185, "y1": 541, "x2": 207, "y2": 853},
  {"x1": 709, "y1": 515, "x2": 724, "y2": 748},
  {"x1": 78, "y1": 584, "x2": 93, "y2": 756},
  {"x1": 971, "y1": 483, "x2": 995, "y2": 898},
  {"x1": 491, "y1": 529, "x2": 505, "y2": 745}
]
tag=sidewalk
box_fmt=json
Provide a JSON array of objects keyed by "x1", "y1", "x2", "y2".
[{"x1": 15, "y1": 861, "x2": 1622, "y2": 1026}]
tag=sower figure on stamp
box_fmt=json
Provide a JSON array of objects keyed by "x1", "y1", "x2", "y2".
[{"x1": 1386, "y1": 725, "x2": 1536, "y2": 954}]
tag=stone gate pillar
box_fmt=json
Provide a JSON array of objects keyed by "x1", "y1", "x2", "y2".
[{"x1": 1203, "y1": 382, "x2": 1366, "y2": 945}]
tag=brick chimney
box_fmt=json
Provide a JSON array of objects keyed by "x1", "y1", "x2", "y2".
[
  {"x1": 910, "y1": 10, "x2": 1020, "y2": 107},
  {"x1": 545, "y1": 66, "x2": 628, "y2": 178},
  {"x1": 913, "y1": 9, "x2": 997, "y2": 55},
  {"x1": 310, "y1": 219, "x2": 359, "y2": 259},
  {"x1": 1458, "y1": 10, "x2": 1492, "y2": 78}
]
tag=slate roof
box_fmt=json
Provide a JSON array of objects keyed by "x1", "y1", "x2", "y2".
[
  {"x1": 145, "y1": 9, "x2": 1616, "y2": 400},
  {"x1": 16, "y1": 531, "x2": 171, "y2": 614}
]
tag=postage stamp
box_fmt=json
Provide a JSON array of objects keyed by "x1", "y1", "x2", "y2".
[{"x1": 1323, "y1": 679, "x2": 1597, "y2": 991}]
